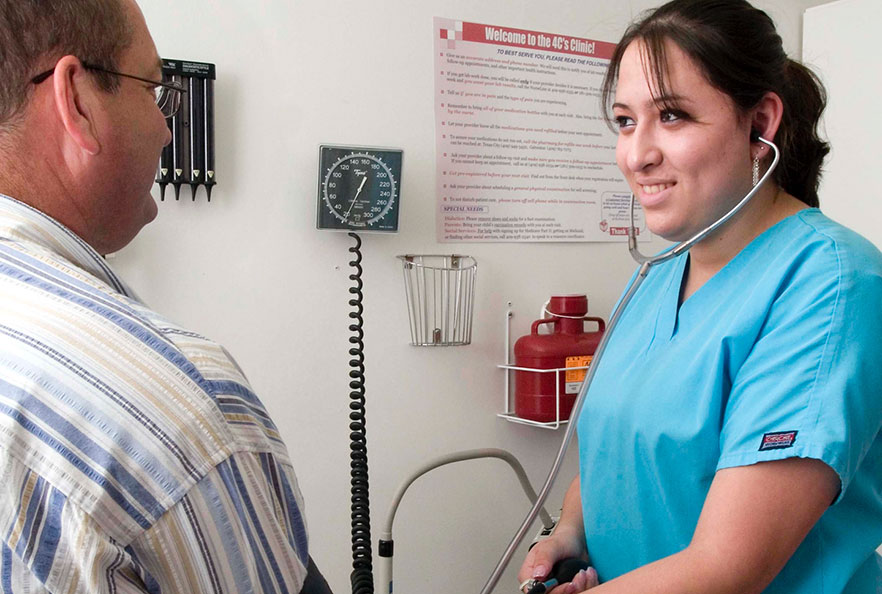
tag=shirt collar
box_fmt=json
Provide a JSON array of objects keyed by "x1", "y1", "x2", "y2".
[{"x1": 0, "y1": 193, "x2": 136, "y2": 299}]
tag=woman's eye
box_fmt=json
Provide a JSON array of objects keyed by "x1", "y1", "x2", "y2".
[
  {"x1": 660, "y1": 110, "x2": 687, "y2": 123},
  {"x1": 615, "y1": 115, "x2": 635, "y2": 130}
]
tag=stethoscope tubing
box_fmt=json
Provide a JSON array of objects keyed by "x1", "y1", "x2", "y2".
[{"x1": 480, "y1": 136, "x2": 780, "y2": 593}]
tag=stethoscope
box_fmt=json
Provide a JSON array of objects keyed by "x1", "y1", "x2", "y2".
[{"x1": 481, "y1": 135, "x2": 781, "y2": 593}]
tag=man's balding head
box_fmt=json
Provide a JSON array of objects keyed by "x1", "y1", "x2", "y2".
[
  {"x1": 0, "y1": 0, "x2": 170, "y2": 255},
  {"x1": 0, "y1": 0, "x2": 133, "y2": 129}
]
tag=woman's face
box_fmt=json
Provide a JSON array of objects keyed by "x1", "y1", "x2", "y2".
[{"x1": 613, "y1": 40, "x2": 754, "y2": 242}]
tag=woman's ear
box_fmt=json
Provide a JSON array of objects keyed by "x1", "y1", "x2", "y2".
[
  {"x1": 750, "y1": 91, "x2": 784, "y2": 148},
  {"x1": 52, "y1": 55, "x2": 102, "y2": 155}
]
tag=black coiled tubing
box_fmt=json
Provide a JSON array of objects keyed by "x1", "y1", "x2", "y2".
[{"x1": 348, "y1": 233, "x2": 374, "y2": 593}]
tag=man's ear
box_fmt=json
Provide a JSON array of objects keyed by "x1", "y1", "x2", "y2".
[
  {"x1": 750, "y1": 91, "x2": 784, "y2": 148},
  {"x1": 52, "y1": 55, "x2": 102, "y2": 155}
]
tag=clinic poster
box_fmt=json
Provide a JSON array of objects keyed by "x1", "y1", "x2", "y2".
[{"x1": 434, "y1": 18, "x2": 648, "y2": 243}]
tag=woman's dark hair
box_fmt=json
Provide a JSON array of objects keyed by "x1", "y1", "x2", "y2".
[{"x1": 601, "y1": 0, "x2": 829, "y2": 207}]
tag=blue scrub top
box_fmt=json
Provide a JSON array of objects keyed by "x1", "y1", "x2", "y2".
[{"x1": 577, "y1": 209, "x2": 882, "y2": 592}]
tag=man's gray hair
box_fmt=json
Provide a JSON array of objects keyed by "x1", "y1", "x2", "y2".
[{"x1": 0, "y1": 0, "x2": 133, "y2": 126}]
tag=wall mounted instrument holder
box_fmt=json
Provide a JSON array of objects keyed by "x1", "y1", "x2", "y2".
[{"x1": 156, "y1": 59, "x2": 216, "y2": 202}]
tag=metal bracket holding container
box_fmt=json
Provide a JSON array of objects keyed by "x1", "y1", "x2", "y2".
[
  {"x1": 497, "y1": 303, "x2": 589, "y2": 430},
  {"x1": 156, "y1": 58, "x2": 216, "y2": 202}
]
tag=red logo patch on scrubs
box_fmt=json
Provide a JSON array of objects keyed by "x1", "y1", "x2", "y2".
[{"x1": 759, "y1": 430, "x2": 798, "y2": 451}]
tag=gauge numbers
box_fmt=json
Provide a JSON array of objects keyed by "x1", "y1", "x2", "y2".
[{"x1": 317, "y1": 145, "x2": 402, "y2": 232}]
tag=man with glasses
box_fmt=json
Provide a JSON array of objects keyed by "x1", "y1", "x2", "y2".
[
  {"x1": 0, "y1": 0, "x2": 330, "y2": 592},
  {"x1": 31, "y1": 62, "x2": 186, "y2": 118}
]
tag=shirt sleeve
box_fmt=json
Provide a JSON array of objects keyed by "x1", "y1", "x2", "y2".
[
  {"x1": 0, "y1": 456, "x2": 151, "y2": 594},
  {"x1": 128, "y1": 450, "x2": 309, "y2": 593},
  {"x1": 0, "y1": 450, "x2": 309, "y2": 593},
  {"x1": 717, "y1": 238, "x2": 882, "y2": 500}
]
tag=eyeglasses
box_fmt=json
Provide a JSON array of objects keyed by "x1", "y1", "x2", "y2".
[{"x1": 31, "y1": 61, "x2": 186, "y2": 119}]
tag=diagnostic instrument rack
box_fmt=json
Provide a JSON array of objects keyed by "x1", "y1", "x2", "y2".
[{"x1": 156, "y1": 58, "x2": 217, "y2": 202}]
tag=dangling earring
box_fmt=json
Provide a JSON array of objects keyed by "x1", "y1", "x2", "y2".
[{"x1": 752, "y1": 154, "x2": 760, "y2": 187}]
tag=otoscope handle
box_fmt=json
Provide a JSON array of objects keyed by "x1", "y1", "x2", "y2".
[
  {"x1": 188, "y1": 77, "x2": 205, "y2": 183},
  {"x1": 524, "y1": 558, "x2": 591, "y2": 594},
  {"x1": 171, "y1": 75, "x2": 184, "y2": 183},
  {"x1": 158, "y1": 131, "x2": 172, "y2": 182},
  {"x1": 204, "y1": 78, "x2": 216, "y2": 187}
]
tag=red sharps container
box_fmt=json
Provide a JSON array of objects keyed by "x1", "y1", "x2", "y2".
[{"x1": 513, "y1": 295, "x2": 605, "y2": 423}]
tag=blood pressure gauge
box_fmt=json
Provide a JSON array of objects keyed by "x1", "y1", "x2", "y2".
[{"x1": 316, "y1": 145, "x2": 403, "y2": 232}]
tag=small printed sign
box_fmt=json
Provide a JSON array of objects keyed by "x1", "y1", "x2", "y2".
[{"x1": 564, "y1": 355, "x2": 592, "y2": 394}]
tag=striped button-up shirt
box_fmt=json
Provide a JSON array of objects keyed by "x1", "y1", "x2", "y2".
[{"x1": 0, "y1": 195, "x2": 309, "y2": 593}]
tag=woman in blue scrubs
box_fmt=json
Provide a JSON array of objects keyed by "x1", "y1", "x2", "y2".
[{"x1": 519, "y1": 1, "x2": 882, "y2": 592}]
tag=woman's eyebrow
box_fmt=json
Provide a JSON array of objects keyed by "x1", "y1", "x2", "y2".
[
  {"x1": 651, "y1": 92, "x2": 688, "y2": 105},
  {"x1": 613, "y1": 93, "x2": 691, "y2": 111}
]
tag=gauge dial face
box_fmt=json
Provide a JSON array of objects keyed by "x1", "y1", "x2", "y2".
[{"x1": 317, "y1": 146, "x2": 402, "y2": 232}]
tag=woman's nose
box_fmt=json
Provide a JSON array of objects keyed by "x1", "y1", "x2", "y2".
[{"x1": 624, "y1": 125, "x2": 662, "y2": 172}]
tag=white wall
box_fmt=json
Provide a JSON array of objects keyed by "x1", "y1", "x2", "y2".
[
  {"x1": 803, "y1": 0, "x2": 882, "y2": 249},
  {"x1": 114, "y1": 1, "x2": 825, "y2": 591}
]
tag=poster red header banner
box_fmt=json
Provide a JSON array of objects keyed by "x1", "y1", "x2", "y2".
[{"x1": 457, "y1": 21, "x2": 616, "y2": 59}]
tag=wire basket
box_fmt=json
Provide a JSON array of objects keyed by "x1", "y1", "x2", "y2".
[{"x1": 398, "y1": 254, "x2": 477, "y2": 346}]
